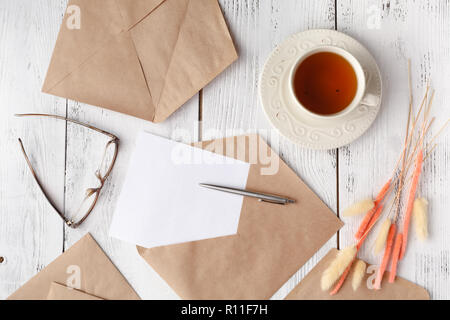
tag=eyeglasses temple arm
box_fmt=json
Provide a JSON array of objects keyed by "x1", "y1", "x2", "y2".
[
  {"x1": 17, "y1": 138, "x2": 71, "y2": 225},
  {"x1": 15, "y1": 114, "x2": 119, "y2": 141}
]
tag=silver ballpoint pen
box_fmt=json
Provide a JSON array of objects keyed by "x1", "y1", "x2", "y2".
[{"x1": 199, "y1": 183, "x2": 296, "y2": 205}]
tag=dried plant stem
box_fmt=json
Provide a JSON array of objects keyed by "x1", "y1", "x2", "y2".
[
  {"x1": 401, "y1": 86, "x2": 430, "y2": 155},
  {"x1": 330, "y1": 259, "x2": 355, "y2": 295},
  {"x1": 389, "y1": 232, "x2": 403, "y2": 283},
  {"x1": 427, "y1": 118, "x2": 449, "y2": 147},
  {"x1": 400, "y1": 149, "x2": 424, "y2": 260},
  {"x1": 422, "y1": 119, "x2": 449, "y2": 161},
  {"x1": 357, "y1": 203, "x2": 386, "y2": 249},
  {"x1": 400, "y1": 60, "x2": 415, "y2": 188},
  {"x1": 355, "y1": 180, "x2": 391, "y2": 240},
  {"x1": 321, "y1": 246, "x2": 357, "y2": 291},
  {"x1": 408, "y1": 60, "x2": 414, "y2": 124},
  {"x1": 424, "y1": 143, "x2": 437, "y2": 161},
  {"x1": 392, "y1": 115, "x2": 434, "y2": 223},
  {"x1": 374, "y1": 223, "x2": 397, "y2": 289},
  {"x1": 389, "y1": 85, "x2": 431, "y2": 223}
]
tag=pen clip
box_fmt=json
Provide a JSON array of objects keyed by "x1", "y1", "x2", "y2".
[{"x1": 258, "y1": 198, "x2": 287, "y2": 205}]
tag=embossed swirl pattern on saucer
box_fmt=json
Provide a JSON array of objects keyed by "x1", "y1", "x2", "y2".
[{"x1": 260, "y1": 29, "x2": 382, "y2": 150}]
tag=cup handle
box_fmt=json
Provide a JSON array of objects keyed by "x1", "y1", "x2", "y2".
[{"x1": 360, "y1": 93, "x2": 379, "y2": 107}]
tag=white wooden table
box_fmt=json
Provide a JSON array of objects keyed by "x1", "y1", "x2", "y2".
[{"x1": 1, "y1": 0, "x2": 449, "y2": 300}]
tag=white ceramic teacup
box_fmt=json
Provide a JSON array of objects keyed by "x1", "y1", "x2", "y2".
[{"x1": 289, "y1": 45, "x2": 378, "y2": 120}]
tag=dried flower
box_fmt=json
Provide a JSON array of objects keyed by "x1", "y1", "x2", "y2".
[
  {"x1": 352, "y1": 260, "x2": 366, "y2": 291},
  {"x1": 321, "y1": 246, "x2": 357, "y2": 291},
  {"x1": 343, "y1": 199, "x2": 375, "y2": 217},
  {"x1": 413, "y1": 197, "x2": 429, "y2": 241},
  {"x1": 374, "y1": 218, "x2": 391, "y2": 255}
]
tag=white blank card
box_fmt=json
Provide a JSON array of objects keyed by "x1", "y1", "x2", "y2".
[{"x1": 110, "y1": 132, "x2": 250, "y2": 248}]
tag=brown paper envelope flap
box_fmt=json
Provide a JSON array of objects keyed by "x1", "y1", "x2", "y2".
[
  {"x1": 44, "y1": 0, "x2": 237, "y2": 123},
  {"x1": 47, "y1": 282, "x2": 104, "y2": 300},
  {"x1": 131, "y1": 0, "x2": 238, "y2": 122},
  {"x1": 285, "y1": 248, "x2": 430, "y2": 300},
  {"x1": 138, "y1": 134, "x2": 343, "y2": 299},
  {"x1": 42, "y1": 0, "x2": 124, "y2": 92},
  {"x1": 8, "y1": 234, "x2": 140, "y2": 300},
  {"x1": 154, "y1": 0, "x2": 238, "y2": 122},
  {"x1": 46, "y1": 32, "x2": 155, "y2": 121},
  {"x1": 115, "y1": 0, "x2": 166, "y2": 29},
  {"x1": 130, "y1": 0, "x2": 190, "y2": 109}
]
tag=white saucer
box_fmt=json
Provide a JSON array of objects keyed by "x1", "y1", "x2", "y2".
[{"x1": 260, "y1": 29, "x2": 382, "y2": 150}]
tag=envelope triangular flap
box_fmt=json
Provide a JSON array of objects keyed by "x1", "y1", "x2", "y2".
[
  {"x1": 130, "y1": 0, "x2": 238, "y2": 122},
  {"x1": 42, "y1": 0, "x2": 124, "y2": 92},
  {"x1": 43, "y1": 0, "x2": 237, "y2": 123},
  {"x1": 154, "y1": 0, "x2": 239, "y2": 122},
  {"x1": 285, "y1": 249, "x2": 430, "y2": 300},
  {"x1": 46, "y1": 33, "x2": 155, "y2": 121},
  {"x1": 8, "y1": 234, "x2": 140, "y2": 300},
  {"x1": 114, "y1": 0, "x2": 166, "y2": 29},
  {"x1": 138, "y1": 135, "x2": 343, "y2": 299},
  {"x1": 129, "y1": 0, "x2": 190, "y2": 110},
  {"x1": 47, "y1": 282, "x2": 104, "y2": 300}
]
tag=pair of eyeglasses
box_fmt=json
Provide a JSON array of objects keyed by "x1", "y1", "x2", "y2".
[{"x1": 16, "y1": 113, "x2": 119, "y2": 228}]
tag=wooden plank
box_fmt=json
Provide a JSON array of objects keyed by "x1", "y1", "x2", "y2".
[
  {"x1": 202, "y1": 0, "x2": 338, "y2": 299},
  {"x1": 0, "y1": 0, "x2": 67, "y2": 299},
  {"x1": 337, "y1": 0, "x2": 450, "y2": 299}
]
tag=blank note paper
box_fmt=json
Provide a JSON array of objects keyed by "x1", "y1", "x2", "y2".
[{"x1": 110, "y1": 132, "x2": 250, "y2": 248}]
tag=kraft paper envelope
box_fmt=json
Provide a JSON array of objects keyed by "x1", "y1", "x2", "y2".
[
  {"x1": 8, "y1": 234, "x2": 139, "y2": 300},
  {"x1": 138, "y1": 134, "x2": 344, "y2": 299},
  {"x1": 47, "y1": 282, "x2": 103, "y2": 300},
  {"x1": 285, "y1": 248, "x2": 430, "y2": 300},
  {"x1": 43, "y1": 0, "x2": 237, "y2": 123}
]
